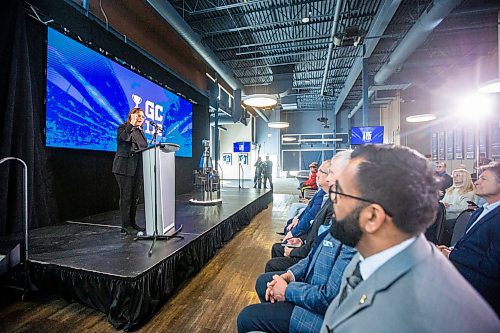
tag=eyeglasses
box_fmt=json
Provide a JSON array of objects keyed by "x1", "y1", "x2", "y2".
[
  {"x1": 136, "y1": 114, "x2": 145, "y2": 119},
  {"x1": 329, "y1": 180, "x2": 394, "y2": 217},
  {"x1": 318, "y1": 169, "x2": 328, "y2": 175}
]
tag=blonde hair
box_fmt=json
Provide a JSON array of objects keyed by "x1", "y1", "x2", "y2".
[{"x1": 446, "y1": 168, "x2": 475, "y2": 196}]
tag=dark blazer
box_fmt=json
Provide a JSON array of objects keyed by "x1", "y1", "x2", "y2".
[
  {"x1": 112, "y1": 123, "x2": 148, "y2": 176},
  {"x1": 290, "y1": 189, "x2": 326, "y2": 237},
  {"x1": 290, "y1": 197, "x2": 333, "y2": 259},
  {"x1": 321, "y1": 235, "x2": 500, "y2": 332},
  {"x1": 450, "y1": 203, "x2": 500, "y2": 314}
]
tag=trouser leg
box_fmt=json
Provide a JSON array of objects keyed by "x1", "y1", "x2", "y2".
[
  {"x1": 237, "y1": 302, "x2": 294, "y2": 333},
  {"x1": 115, "y1": 173, "x2": 134, "y2": 229},
  {"x1": 265, "y1": 256, "x2": 302, "y2": 273},
  {"x1": 129, "y1": 172, "x2": 142, "y2": 225},
  {"x1": 271, "y1": 242, "x2": 285, "y2": 258}
]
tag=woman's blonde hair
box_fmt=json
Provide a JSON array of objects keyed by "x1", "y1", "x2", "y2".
[{"x1": 446, "y1": 168, "x2": 475, "y2": 195}]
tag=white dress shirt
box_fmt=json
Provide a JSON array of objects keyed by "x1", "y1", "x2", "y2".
[{"x1": 359, "y1": 237, "x2": 416, "y2": 280}]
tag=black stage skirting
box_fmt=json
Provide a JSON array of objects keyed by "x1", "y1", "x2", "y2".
[{"x1": 26, "y1": 188, "x2": 272, "y2": 331}]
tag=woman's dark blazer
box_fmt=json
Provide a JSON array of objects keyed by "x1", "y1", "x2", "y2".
[{"x1": 112, "y1": 123, "x2": 148, "y2": 176}]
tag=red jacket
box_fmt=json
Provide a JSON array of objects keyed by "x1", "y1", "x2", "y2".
[{"x1": 303, "y1": 170, "x2": 318, "y2": 189}]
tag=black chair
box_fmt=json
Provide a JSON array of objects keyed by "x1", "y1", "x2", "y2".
[
  {"x1": 425, "y1": 202, "x2": 446, "y2": 244},
  {"x1": 450, "y1": 210, "x2": 474, "y2": 247}
]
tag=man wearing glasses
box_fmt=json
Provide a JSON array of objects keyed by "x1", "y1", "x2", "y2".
[
  {"x1": 320, "y1": 144, "x2": 499, "y2": 332},
  {"x1": 237, "y1": 154, "x2": 356, "y2": 333}
]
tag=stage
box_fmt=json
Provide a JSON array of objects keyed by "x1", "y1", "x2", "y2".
[{"x1": 25, "y1": 187, "x2": 272, "y2": 331}]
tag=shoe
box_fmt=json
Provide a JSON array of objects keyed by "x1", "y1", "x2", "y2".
[
  {"x1": 276, "y1": 231, "x2": 286, "y2": 236},
  {"x1": 131, "y1": 223, "x2": 145, "y2": 232}
]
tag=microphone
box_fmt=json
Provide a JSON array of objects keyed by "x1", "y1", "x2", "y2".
[{"x1": 149, "y1": 121, "x2": 163, "y2": 132}]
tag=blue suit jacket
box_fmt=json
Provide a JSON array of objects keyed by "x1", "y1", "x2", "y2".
[
  {"x1": 285, "y1": 232, "x2": 356, "y2": 333},
  {"x1": 289, "y1": 189, "x2": 326, "y2": 237},
  {"x1": 450, "y1": 204, "x2": 500, "y2": 314}
]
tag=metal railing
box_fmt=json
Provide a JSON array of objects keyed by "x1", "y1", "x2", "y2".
[{"x1": 0, "y1": 157, "x2": 29, "y2": 299}]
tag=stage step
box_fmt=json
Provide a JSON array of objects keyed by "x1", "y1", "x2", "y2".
[{"x1": 0, "y1": 242, "x2": 21, "y2": 277}]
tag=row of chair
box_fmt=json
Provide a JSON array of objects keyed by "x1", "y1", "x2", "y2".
[{"x1": 424, "y1": 203, "x2": 473, "y2": 246}]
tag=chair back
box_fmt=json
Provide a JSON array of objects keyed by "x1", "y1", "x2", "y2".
[
  {"x1": 450, "y1": 210, "x2": 474, "y2": 247},
  {"x1": 425, "y1": 202, "x2": 446, "y2": 244}
]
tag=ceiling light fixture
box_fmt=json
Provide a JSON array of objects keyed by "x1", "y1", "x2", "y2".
[
  {"x1": 298, "y1": 138, "x2": 342, "y2": 142},
  {"x1": 302, "y1": 11, "x2": 311, "y2": 23},
  {"x1": 282, "y1": 137, "x2": 297, "y2": 142},
  {"x1": 242, "y1": 94, "x2": 277, "y2": 108},
  {"x1": 268, "y1": 121, "x2": 289, "y2": 129},
  {"x1": 405, "y1": 114, "x2": 437, "y2": 123},
  {"x1": 478, "y1": 79, "x2": 500, "y2": 93}
]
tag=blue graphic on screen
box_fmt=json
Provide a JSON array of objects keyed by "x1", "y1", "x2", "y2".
[
  {"x1": 350, "y1": 126, "x2": 384, "y2": 145},
  {"x1": 46, "y1": 28, "x2": 193, "y2": 157},
  {"x1": 233, "y1": 142, "x2": 250, "y2": 153}
]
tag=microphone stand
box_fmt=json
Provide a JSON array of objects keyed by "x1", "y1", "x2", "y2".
[{"x1": 135, "y1": 122, "x2": 183, "y2": 256}]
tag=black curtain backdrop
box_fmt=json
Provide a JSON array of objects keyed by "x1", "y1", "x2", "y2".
[
  {"x1": 0, "y1": 0, "x2": 209, "y2": 236},
  {"x1": 0, "y1": 0, "x2": 57, "y2": 235}
]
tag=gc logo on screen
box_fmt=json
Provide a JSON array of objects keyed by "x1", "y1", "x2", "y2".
[{"x1": 131, "y1": 94, "x2": 164, "y2": 135}]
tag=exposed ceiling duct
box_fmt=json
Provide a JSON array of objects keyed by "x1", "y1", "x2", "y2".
[
  {"x1": 244, "y1": 65, "x2": 295, "y2": 97},
  {"x1": 348, "y1": 0, "x2": 462, "y2": 119},
  {"x1": 145, "y1": 0, "x2": 244, "y2": 92},
  {"x1": 320, "y1": 0, "x2": 343, "y2": 96},
  {"x1": 334, "y1": 0, "x2": 403, "y2": 115}
]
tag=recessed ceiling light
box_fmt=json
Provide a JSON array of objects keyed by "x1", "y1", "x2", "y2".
[
  {"x1": 405, "y1": 114, "x2": 437, "y2": 123},
  {"x1": 268, "y1": 122, "x2": 290, "y2": 129}
]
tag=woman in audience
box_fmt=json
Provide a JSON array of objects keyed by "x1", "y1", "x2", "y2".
[{"x1": 441, "y1": 168, "x2": 475, "y2": 220}]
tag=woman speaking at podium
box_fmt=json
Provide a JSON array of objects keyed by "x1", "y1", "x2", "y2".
[{"x1": 112, "y1": 107, "x2": 148, "y2": 235}]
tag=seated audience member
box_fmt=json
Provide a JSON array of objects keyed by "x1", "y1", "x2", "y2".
[
  {"x1": 441, "y1": 168, "x2": 475, "y2": 220},
  {"x1": 435, "y1": 162, "x2": 452, "y2": 199},
  {"x1": 438, "y1": 162, "x2": 500, "y2": 315},
  {"x1": 237, "y1": 228, "x2": 356, "y2": 333},
  {"x1": 320, "y1": 144, "x2": 499, "y2": 333},
  {"x1": 299, "y1": 162, "x2": 318, "y2": 197},
  {"x1": 441, "y1": 168, "x2": 476, "y2": 242},
  {"x1": 286, "y1": 199, "x2": 308, "y2": 220},
  {"x1": 266, "y1": 151, "x2": 352, "y2": 273},
  {"x1": 282, "y1": 161, "x2": 330, "y2": 239}
]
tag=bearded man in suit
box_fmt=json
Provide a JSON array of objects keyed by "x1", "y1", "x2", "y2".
[{"x1": 321, "y1": 144, "x2": 499, "y2": 333}]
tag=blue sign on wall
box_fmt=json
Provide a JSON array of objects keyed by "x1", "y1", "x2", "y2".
[
  {"x1": 350, "y1": 126, "x2": 384, "y2": 145},
  {"x1": 233, "y1": 142, "x2": 251, "y2": 152}
]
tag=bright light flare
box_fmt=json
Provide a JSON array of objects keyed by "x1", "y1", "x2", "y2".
[{"x1": 456, "y1": 93, "x2": 494, "y2": 121}]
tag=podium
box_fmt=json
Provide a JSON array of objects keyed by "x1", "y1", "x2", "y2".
[{"x1": 141, "y1": 143, "x2": 179, "y2": 236}]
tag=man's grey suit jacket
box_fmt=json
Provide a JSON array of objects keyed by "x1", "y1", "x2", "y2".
[{"x1": 320, "y1": 234, "x2": 500, "y2": 333}]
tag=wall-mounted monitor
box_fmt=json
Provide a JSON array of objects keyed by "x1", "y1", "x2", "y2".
[
  {"x1": 233, "y1": 142, "x2": 251, "y2": 153},
  {"x1": 350, "y1": 126, "x2": 384, "y2": 145},
  {"x1": 46, "y1": 28, "x2": 193, "y2": 157}
]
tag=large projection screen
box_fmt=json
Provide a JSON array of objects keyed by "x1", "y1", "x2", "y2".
[{"x1": 46, "y1": 28, "x2": 193, "y2": 157}]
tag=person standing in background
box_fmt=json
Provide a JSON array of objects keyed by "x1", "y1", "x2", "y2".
[
  {"x1": 435, "y1": 162, "x2": 453, "y2": 199},
  {"x1": 263, "y1": 155, "x2": 273, "y2": 189},
  {"x1": 112, "y1": 107, "x2": 148, "y2": 235},
  {"x1": 253, "y1": 157, "x2": 264, "y2": 189}
]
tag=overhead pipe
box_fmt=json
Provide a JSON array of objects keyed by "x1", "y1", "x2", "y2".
[
  {"x1": 348, "y1": 0, "x2": 462, "y2": 119},
  {"x1": 334, "y1": 0, "x2": 403, "y2": 115},
  {"x1": 320, "y1": 0, "x2": 343, "y2": 96},
  {"x1": 146, "y1": 0, "x2": 244, "y2": 92}
]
